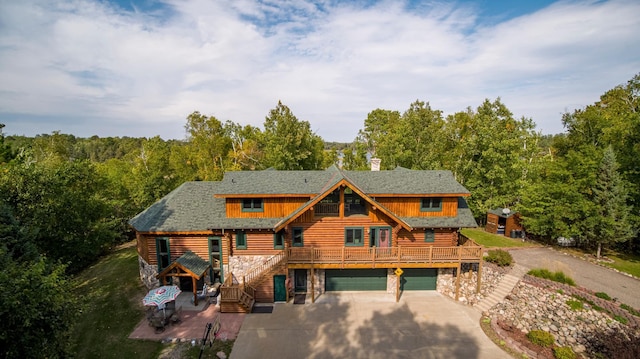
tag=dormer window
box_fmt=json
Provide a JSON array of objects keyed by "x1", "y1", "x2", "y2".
[
  {"x1": 421, "y1": 197, "x2": 442, "y2": 212},
  {"x1": 242, "y1": 198, "x2": 263, "y2": 212}
]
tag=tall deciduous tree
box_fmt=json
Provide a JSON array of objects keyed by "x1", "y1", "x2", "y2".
[
  {"x1": 185, "y1": 111, "x2": 231, "y2": 180},
  {"x1": 262, "y1": 101, "x2": 324, "y2": 170}
]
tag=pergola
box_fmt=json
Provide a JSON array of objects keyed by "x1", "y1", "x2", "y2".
[{"x1": 157, "y1": 250, "x2": 211, "y2": 306}]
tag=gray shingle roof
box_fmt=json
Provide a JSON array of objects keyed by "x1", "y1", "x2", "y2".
[
  {"x1": 175, "y1": 251, "x2": 211, "y2": 276},
  {"x1": 129, "y1": 166, "x2": 476, "y2": 232}
]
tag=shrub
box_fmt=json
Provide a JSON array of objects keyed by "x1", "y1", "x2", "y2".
[
  {"x1": 589, "y1": 329, "x2": 640, "y2": 358},
  {"x1": 528, "y1": 269, "x2": 575, "y2": 286},
  {"x1": 566, "y1": 299, "x2": 584, "y2": 311},
  {"x1": 553, "y1": 346, "x2": 576, "y2": 359},
  {"x1": 526, "y1": 330, "x2": 555, "y2": 347},
  {"x1": 595, "y1": 292, "x2": 612, "y2": 300},
  {"x1": 620, "y1": 303, "x2": 640, "y2": 317},
  {"x1": 484, "y1": 249, "x2": 513, "y2": 267},
  {"x1": 613, "y1": 315, "x2": 628, "y2": 324}
]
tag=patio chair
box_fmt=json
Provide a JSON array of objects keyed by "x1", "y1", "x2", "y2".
[
  {"x1": 149, "y1": 315, "x2": 166, "y2": 333},
  {"x1": 191, "y1": 283, "x2": 208, "y2": 304},
  {"x1": 169, "y1": 305, "x2": 183, "y2": 324}
]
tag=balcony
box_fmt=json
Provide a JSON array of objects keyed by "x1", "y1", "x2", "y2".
[{"x1": 286, "y1": 245, "x2": 482, "y2": 269}]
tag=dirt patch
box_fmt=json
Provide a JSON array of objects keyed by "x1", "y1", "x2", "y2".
[{"x1": 496, "y1": 319, "x2": 555, "y2": 359}]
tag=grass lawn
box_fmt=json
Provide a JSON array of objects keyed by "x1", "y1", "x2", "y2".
[
  {"x1": 600, "y1": 251, "x2": 640, "y2": 278},
  {"x1": 70, "y1": 244, "x2": 164, "y2": 358},
  {"x1": 461, "y1": 228, "x2": 540, "y2": 248}
]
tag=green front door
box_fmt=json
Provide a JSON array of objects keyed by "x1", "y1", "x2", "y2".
[
  {"x1": 274, "y1": 275, "x2": 287, "y2": 302},
  {"x1": 325, "y1": 269, "x2": 387, "y2": 291},
  {"x1": 400, "y1": 268, "x2": 437, "y2": 290}
]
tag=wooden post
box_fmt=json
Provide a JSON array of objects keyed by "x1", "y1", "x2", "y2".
[
  {"x1": 396, "y1": 273, "x2": 400, "y2": 303},
  {"x1": 193, "y1": 276, "x2": 198, "y2": 306},
  {"x1": 339, "y1": 186, "x2": 345, "y2": 218},
  {"x1": 454, "y1": 264, "x2": 461, "y2": 301},
  {"x1": 285, "y1": 270, "x2": 290, "y2": 303},
  {"x1": 311, "y1": 267, "x2": 315, "y2": 303},
  {"x1": 476, "y1": 257, "x2": 483, "y2": 294}
]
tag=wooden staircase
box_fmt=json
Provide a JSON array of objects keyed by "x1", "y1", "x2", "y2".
[{"x1": 220, "y1": 252, "x2": 287, "y2": 313}]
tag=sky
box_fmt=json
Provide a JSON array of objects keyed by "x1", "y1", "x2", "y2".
[{"x1": 0, "y1": 0, "x2": 639, "y2": 142}]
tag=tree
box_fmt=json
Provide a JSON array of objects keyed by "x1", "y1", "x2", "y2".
[
  {"x1": 0, "y1": 124, "x2": 13, "y2": 163},
  {"x1": 262, "y1": 101, "x2": 324, "y2": 170},
  {"x1": 589, "y1": 146, "x2": 633, "y2": 258},
  {"x1": 184, "y1": 112, "x2": 231, "y2": 180},
  {"x1": 0, "y1": 203, "x2": 77, "y2": 358}
]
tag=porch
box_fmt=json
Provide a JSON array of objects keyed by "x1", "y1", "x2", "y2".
[{"x1": 286, "y1": 245, "x2": 483, "y2": 269}]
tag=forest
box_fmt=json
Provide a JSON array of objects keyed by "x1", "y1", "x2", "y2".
[{"x1": 0, "y1": 74, "x2": 638, "y2": 357}]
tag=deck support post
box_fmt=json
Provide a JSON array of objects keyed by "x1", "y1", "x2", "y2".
[
  {"x1": 285, "y1": 270, "x2": 290, "y2": 303},
  {"x1": 310, "y1": 266, "x2": 315, "y2": 303},
  {"x1": 192, "y1": 276, "x2": 198, "y2": 306},
  {"x1": 454, "y1": 263, "x2": 461, "y2": 301},
  {"x1": 476, "y1": 258, "x2": 483, "y2": 294}
]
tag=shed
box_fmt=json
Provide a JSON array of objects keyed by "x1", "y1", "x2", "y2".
[{"x1": 485, "y1": 208, "x2": 523, "y2": 238}]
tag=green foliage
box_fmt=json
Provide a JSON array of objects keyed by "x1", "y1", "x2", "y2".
[
  {"x1": 571, "y1": 294, "x2": 604, "y2": 312},
  {"x1": 527, "y1": 269, "x2": 576, "y2": 286},
  {"x1": 565, "y1": 299, "x2": 584, "y2": 311},
  {"x1": 526, "y1": 330, "x2": 555, "y2": 347},
  {"x1": 553, "y1": 346, "x2": 576, "y2": 359},
  {"x1": 0, "y1": 205, "x2": 78, "y2": 358},
  {"x1": 594, "y1": 292, "x2": 612, "y2": 300},
  {"x1": 613, "y1": 314, "x2": 628, "y2": 324},
  {"x1": 0, "y1": 159, "x2": 121, "y2": 272},
  {"x1": 620, "y1": 303, "x2": 640, "y2": 317},
  {"x1": 262, "y1": 101, "x2": 324, "y2": 170},
  {"x1": 484, "y1": 249, "x2": 513, "y2": 266}
]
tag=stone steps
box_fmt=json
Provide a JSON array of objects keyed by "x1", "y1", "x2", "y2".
[{"x1": 475, "y1": 264, "x2": 528, "y2": 313}]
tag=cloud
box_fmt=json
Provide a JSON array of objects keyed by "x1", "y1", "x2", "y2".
[{"x1": 0, "y1": 0, "x2": 639, "y2": 141}]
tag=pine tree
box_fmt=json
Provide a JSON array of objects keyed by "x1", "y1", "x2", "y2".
[{"x1": 591, "y1": 146, "x2": 633, "y2": 258}]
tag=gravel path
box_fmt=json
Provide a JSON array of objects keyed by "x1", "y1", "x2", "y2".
[{"x1": 508, "y1": 247, "x2": 640, "y2": 309}]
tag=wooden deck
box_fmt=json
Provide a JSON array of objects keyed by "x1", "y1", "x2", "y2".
[{"x1": 286, "y1": 246, "x2": 482, "y2": 269}]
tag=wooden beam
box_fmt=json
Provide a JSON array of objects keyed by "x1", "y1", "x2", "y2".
[
  {"x1": 454, "y1": 263, "x2": 461, "y2": 301},
  {"x1": 192, "y1": 276, "x2": 198, "y2": 306},
  {"x1": 311, "y1": 267, "x2": 315, "y2": 303},
  {"x1": 476, "y1": 258, "x2": 483, "y2": 294},
  {"x1": 286, "y1": 262, "x2": 460, "y2": 269}
]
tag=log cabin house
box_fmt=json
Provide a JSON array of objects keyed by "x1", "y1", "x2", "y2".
[{"x1": 129, "y1": 165, "x2": 482, "y2": 312}]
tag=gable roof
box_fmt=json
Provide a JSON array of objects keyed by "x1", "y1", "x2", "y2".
[
  {"x1": 157, "y1": 250, "x2": 211, "y2": 280},
  {"x1": 129, "y1": 166, "x2": 476, "y2": 233}
]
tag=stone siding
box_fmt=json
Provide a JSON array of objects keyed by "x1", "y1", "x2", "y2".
[{"x1": 139, "y1": 256, "x2": 160, "y2": 289}]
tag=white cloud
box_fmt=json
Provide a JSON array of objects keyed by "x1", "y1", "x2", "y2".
[{"x1": 0, "y1": 0, "x2": 639, "y2": 141}]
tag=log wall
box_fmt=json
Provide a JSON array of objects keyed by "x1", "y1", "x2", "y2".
[
  {"x1": 396, "y1": 228, "x2": 458, "y2": 247},
  {"x1": 374, "y1": 197, "x2": 458, "y2": 217},
  {"x1": 226, "y1": 197, "x2": 310, "y2": 218}
]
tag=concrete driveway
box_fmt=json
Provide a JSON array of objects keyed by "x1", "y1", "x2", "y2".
[
  {"x1": 509, "y1": 247, "x2": 640, "y2": 309},
  {"x1": 232, "y1": 292, "x2": 509, "y2": 359}
]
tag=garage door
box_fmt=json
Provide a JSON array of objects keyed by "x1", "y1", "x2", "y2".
[
  {"x1": 400, "y1": 268, "x2": 437, "y2": 290},
  {"x1": 325, "y1": 269, "x2": 387, "y2": 291}
]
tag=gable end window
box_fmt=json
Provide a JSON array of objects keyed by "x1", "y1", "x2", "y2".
[
  {"x1": 424, "y1": 229, "x2": 435, "y2": 243},
  {"x1": 420, "y1": 197, "x2": 442, "y2": 212},
  {"x1": 345, "y1": 227, "x2": 364, "y2": 246},
  {"x1": 236, "y1": 231, "x2": 247, "y2": 249},
  {"x1": 292, "y1": 227, "x2": 304, "y2": 247},
  {"x1": 242, "y1": 198, "x2": 264, "y2": 212}
]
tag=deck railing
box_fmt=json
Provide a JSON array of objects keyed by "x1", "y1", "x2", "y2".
[
  {"x1": 287, "y1": 246, "x2": 482, "y2": 266},
  {"x1": 243, "y1": 251, "x2": 287, "y2": 288}
]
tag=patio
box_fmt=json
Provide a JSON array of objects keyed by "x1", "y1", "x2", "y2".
[{"x1": 129, "y1": 292, "x2": 245, "y2": 342}]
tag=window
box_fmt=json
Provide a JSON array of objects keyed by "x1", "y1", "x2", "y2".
[
  {"x1": 208, "y1": 237, "x2": 223, "y2": 283},
  {"x1": 274, "y1": 231, "x2": 285, "y2": 249},
  {"x1": 155, "y1": 237, "x2": 170, "y2": 271},
  {"x1": 421, "y1": 197, "x2": 442, "y2": 212},
  {"x1": 242, "y1": 198, "x2": 263, "y2": 212},
  {"x1": 424, "y1": 229, "x2": 435, "y2": 243},
  {"x1": 345, "y1": 227, "x2": 364, "y2": 246},
  {"x1": 236, "y1": 231, "x2": 247, "y2": 249},
  {"x1": 292, "y1": 227, "x2": 304, "y2": 247}
]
